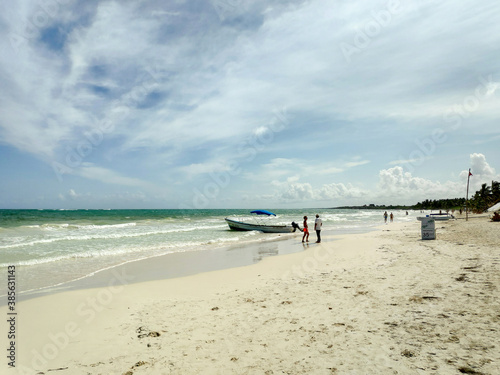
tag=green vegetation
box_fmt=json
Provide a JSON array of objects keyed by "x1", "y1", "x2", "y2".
[
  {"x1": 467, "y1": 180, "x2": 500, "y2": 213},
  {"x1": 333, "y1": 203, "x2": 415, "y2": 210},
  {"x1": 412, "y1": 198, "x2": 465, "y2": 211},
  {"x1": 333, "y1": 180, "x2": 500, "y2": 213}
]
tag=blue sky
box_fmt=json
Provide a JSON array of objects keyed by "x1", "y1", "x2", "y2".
[{"x1": 0, "y1": 0, "x2": 499, "y2": 209}]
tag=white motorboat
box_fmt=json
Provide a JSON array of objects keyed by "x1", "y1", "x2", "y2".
[
  {"x1": 427, "y1": 213, "x2": 455, "y2": 221},
  {"x1": 225, "y1": 210, "x2": 299, "y2": 233},
  {"x1": 417, "y1": 213, "x2": 455, "y2": 221}
]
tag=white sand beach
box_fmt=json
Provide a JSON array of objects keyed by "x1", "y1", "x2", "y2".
[{"x1": 3, "y1": 214, "x2": 499, "y2": 375}]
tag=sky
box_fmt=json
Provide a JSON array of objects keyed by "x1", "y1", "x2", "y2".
[{"x1": 0, "y1": 0, "x2": 499, "y2": 209}]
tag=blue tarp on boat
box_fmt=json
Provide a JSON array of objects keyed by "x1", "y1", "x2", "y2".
[{"x1": 250, "y1": 210, "x2": 276, "y2": 216}]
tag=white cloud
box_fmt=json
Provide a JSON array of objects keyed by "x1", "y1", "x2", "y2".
[
  {"x1": 388, "y1": 158, "x2": 423, "y2": 166},
  {"x1": 252, "y1": 157, "x2": 369, "y2": 184},
  {"x1": 459, "y1": 153, "x2": 499, "y2": 192},
  {"x1": 176, "y1": 160, "x2": 238, "y2": 179},
  {"x1": 264, "y1": 158, "x2": 296, "y2": 169},
  {"x1": 6, "y1": 0, "x2": 497, "y2": 164},
  {"x1": 378, "y1": 166, "x2": 460, "y2": 196},
  {"x1": 379, "y1": 167, "x2": 432, "y2": 192},
  {"x1": 375, "y1": 154, "x2": 500, "y2": 204},
  {"x1": 151, "y1": 10, "x2": 181, "y2": 17},
  {"x1": 345, "y1": 160, "x2": 370, "y2": 168},
  {"x1": 58, "y1": 189, "x2": 82, "y2": 201},
  {"x1": 277, "y1": 182, "x2": 314, "y2": 201},
  {"x1": 318, "y1": 166, "x2": 345, "y2": 175},
  {"x1": 77, "y1": 163, "x2": 149, "y2": 188},
  {"x1": 316, "y1": 183, "x2": 367, "y2": 200},
  {"x1": 467, "y1": 153, "x2": 496, "y2": 178},
  {"x1": 272, "y1": 154, "x2": 500, "y2": 205},
  {"x1": 271, "y1": 181, "x2": 367, "y2": 203},
  {"x1": 1, "y1": 1, "x2": 499, "y2": 208}
]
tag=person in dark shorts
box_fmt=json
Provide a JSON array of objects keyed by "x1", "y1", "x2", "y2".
[{"x1": 314, "y1": 214, "x2": 322, "y2": 243}]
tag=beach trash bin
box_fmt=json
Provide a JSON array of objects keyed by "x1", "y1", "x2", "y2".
[{"x1": 417, "y1": 217, "x2": 436, "y2": 240}]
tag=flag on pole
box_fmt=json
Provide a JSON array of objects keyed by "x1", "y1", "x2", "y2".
[{"x1": 469, "y1": 171, "x2": 473, "y2": 177}]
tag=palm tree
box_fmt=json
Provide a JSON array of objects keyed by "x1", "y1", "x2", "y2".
[
  {"x1": 469, "y1": 183, "x2": 498, "y2": 212},
  {"x1": 479, "y1": 183, "x2": 491, "y2": 197},
  {"x1": 491, "y1": 180, "x2": 500, "y2": 201}
]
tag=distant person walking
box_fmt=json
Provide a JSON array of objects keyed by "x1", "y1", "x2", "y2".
[
  {"x1": 302, "y1": 216, "x2": 309, "y2": 243},
  {"x1": 314, "y1": 214, "x2": 322, "y2": 243},
  {"x1": 390, "y1": 212, "x2": 394, "y2": 222},
  {"x1": 384, "y1": 211, "x2": 388, "y2": 223}
]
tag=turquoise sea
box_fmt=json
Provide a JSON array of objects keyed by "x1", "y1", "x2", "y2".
[{"x1": 0, "y1": 208, "x2": 421, "y2": 296}]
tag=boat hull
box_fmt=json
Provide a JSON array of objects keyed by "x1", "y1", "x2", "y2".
[
  {"x1": 428, "y1": 214, "x2": 454, "y2": 221},
  {"x1": 225, "y1": 218, "x2": 294, "y2": 233}
]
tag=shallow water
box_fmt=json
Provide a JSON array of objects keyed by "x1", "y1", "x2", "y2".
[{"x1": 0, "y1": 208, "x2": 421, "y2": 295}]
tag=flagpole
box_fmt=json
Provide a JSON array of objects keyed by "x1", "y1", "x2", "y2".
[{"x1": 466, "y1": 168, "x2": 471, "y2": 221}]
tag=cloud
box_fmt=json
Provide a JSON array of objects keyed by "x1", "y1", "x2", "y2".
[
  {"x1": 58, "y1": 189, "x2": 82, "y2": 201},
  {"x1": 276, "y1": 182, "x2": 314, "y2": 201},
  {"x1": 176, "y1": 160, "x2": 238, "y2": 179},
  {"x1": 459, "y1": 153, "x2": 499, "y2": 192},
  {"x1": 379, "y1": 167, "x2": 431, "y2": 192},
  {"x1": 4, "y1": 0, "x2": 499, "y2": 166},
  {"x1": 378, "y1": 153, "x2": 500, "y2": 204},
  {"x1": 345, "y1": 160, "x2": 370, "y2": 168},
  {"x1": 378, "y1": 166, "x2": 460, "y2": 197},
  {"x1": 466, "y1": 153, "x2": 496, "y2": 178},
  {"x1": 316, "y1": 183, "x2": 367, "y2": 200},
  {"x1": 252, "y1": 157, "x2": 369, "y2": 184},
  {"x1": 77, "y1": 163, "x2": 150, "y2": 188},
  {"x1": 68, "y1": 189, "x2": 78, "y2": 199},
  {"x1": 388, "y1": 158, "x2": 425, "y2": 166},
  {"x1": 270, "y1": 154, "x2": 499, "y2": 205},
  {"x1": 150, "y1": 10, "x2": 181, "y2": 17},
  {"x1": 271, "y1": 181, "x2": 367, "y2": 202},
  {"x1": 1, "y1": 1, "x2": 499, "y2": 208}
]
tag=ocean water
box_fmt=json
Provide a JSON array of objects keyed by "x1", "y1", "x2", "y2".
[{"x1": 0, "y1": 208, "x2": 421, "y2": 296}]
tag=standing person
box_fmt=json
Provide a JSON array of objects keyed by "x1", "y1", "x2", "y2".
[
  {"x1": 384, "y1": 211, "x2": 388, "y2": 223},
  {"x1": 390, "y1": 212, "x2": 394, "y2": 222},
  {"x1": 314, "y1": 214, "x2": 322, "y2": 243},
  {"x1": 302, "y1": 216, "x2": 309, "y2": 243}
]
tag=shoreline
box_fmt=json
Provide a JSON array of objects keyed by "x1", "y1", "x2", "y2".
[
  {"x1": 9, "y1": 225, "x2": 376, "y2": 304},
  {"x1": 0, "y1": 208, "x2": 423, "y2": 300},
  {"x1": 2, "y1": 215, "x2": 498, "y2": 374},
  {"x1": 13, "y1": 231, "x2": 306, "y2": 302},
  {"x1": 0, "y1": 210, "x2": 424, "y2": 300}
]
